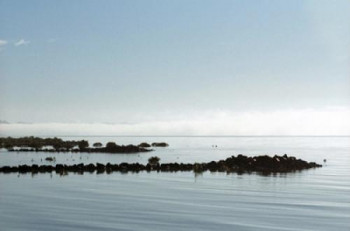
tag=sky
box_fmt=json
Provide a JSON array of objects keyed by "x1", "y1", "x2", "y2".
[{"x1": 0, "y1": 0, "x2": 350, "y2": 136}]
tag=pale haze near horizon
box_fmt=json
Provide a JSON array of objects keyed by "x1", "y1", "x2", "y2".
[{"x1": 0, "y1": 0, "x2": 349, "y2": 136}]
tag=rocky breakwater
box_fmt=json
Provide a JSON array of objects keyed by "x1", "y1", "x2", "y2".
[{"x1": 0, "y1": 154, "x2": 321, "y2": 175}]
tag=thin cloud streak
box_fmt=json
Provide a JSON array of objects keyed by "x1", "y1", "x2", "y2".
[
  {"x1": 0, "y1": 40, "x2": 7, "y2": 46},
  {"x1": 14, "y1": 39, "x2": 30, "y2": 46}
]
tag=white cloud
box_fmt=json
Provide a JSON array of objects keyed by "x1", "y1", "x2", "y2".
[
  {"x1": 1, "y1": 107, "x2": 349, "y2": 136},
  {"x1": 14, "y1": 39, "x2": 30, "y2": 46},
  {"x1": 0, "y1": 40, "x2": 8, "y2": 46}
]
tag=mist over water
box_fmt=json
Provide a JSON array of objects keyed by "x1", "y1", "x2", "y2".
[
  {"x1": 1, "y1": 107, "x2": 350, "y2": 137},
  {"x1": 1, "y1": 136, "x2": 349, "y2": 231}
]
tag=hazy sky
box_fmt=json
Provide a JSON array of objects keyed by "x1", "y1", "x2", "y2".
[{"x1": 0, "y1": 0, "x2": 349, "y2": 135}]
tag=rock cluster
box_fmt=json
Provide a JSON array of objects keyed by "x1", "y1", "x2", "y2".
[
  {"x1": 0, "y1": 154, "x2": 321, "y2": 175},
  {"x1": 0, "y1": 137, "x2": 157, "y2": 153}
]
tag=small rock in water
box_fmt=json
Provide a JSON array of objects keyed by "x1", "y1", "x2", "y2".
[
  {"x1": 151, "y1": 142, "x2": 169, "y2": 147},
  {"x1": 138, "y1": 142, "x2": 151, "y2": 148},
  {"x1": 45, "y1": 157, "x2": 55, "y2": 161}
]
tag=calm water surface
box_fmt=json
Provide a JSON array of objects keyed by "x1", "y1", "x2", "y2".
[{"x1": 1, "y1": 136, "x2": 349, "y2": 230}]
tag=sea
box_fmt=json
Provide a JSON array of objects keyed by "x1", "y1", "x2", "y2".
[{"x1": 0, "y1": 136, "x2": 349, "y2": 231}]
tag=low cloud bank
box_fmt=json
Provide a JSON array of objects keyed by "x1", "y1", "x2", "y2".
[{"x1": 1, "y1": 107, "x2": 349, "y2": 136}]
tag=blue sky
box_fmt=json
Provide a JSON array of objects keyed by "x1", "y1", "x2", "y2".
[{"x1": 0, "y1": 0, "x2": 349, "y2": 135}]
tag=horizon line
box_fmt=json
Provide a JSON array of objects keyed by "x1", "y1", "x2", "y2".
[{"x1": 1, "y1": 135, "x2": 350, "y2": 138}]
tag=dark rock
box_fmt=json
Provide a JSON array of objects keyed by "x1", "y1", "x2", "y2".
[
  {"x1": 193, "y1": 163, "x2": 204, "y2": 173},
  {"x1": 0, "y1": 166, "x2": 14, "y2": 173},
  {"x1": 55, "y1": 164, "x2": 64, "y2": 173},
  {"x1": 45, "y1": 157, "x2": 55, "y2": 161},
  {"x1": 18, "y1": 165, "x2": 31, "y2": 173},
  {"x1": 31, "y1": 165, "x2": 39, "y2": 173},
  {"x1": 96, "y1": 163, "x2": 105, "y2": 173},
  {"x1": 148, "y1": 156, "x2": 160, "y2": 166},
  {"x1": 38, "y1": 165, "x2": 53, "y2": 172},
  {"x1": 138, "y1": 142, "x2": 151, "y2": 148},
  {"x1": 119, "y1": 163, "x2": 129, "y2": 172},
  {"x1": 84, "y1": 163, "x2": 96, "y2": 172},
  {"x1": 151, "y1": 142, "x2": 169, "y2": 147}
]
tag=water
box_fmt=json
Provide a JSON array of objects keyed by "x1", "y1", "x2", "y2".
[{"x1": 1, "y1": 136, "x2": 349, "y2": 230}]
